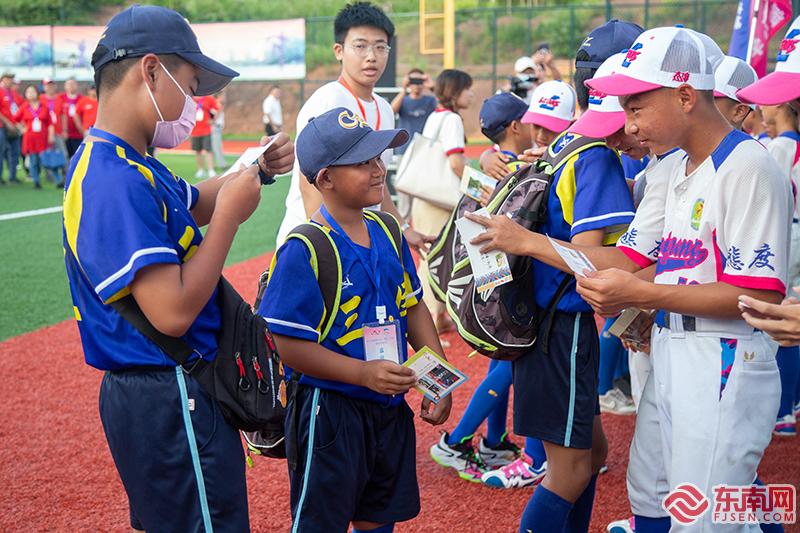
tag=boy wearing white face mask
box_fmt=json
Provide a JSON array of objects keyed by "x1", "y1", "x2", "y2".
[{"x1": 62, "y1": 6, "x2": 294, "y2": 532}]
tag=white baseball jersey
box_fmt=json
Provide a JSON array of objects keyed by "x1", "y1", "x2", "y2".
[
  {"x1": 617, "y1": 130, "x2": 791, "y2": 532},
  {"x1": 276, "y1": 82, "x2": 395, "y2": 246}
]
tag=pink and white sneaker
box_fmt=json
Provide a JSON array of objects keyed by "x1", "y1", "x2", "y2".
[{"x1": 480, "y1": 454, "x2": 547, "y2": 488}]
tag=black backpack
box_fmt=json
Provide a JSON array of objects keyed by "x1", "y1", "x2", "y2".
[
  {"x1": 243, "y1": 210, "x2": 403, "y2": 467},
  {"x1": 109, "y1": 276, "x2": 288, "y2": 438},
  {"x1": 427, "y1": 132, "x2": 605, "y2": 360}
]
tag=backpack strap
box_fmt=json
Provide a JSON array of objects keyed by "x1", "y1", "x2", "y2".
[
  {"x1": 543, "y1": 132, "x2": 607, "y2": 173},
  {"x1": 364, "y1": 210, "x2": 403, "y2": 257},
  {"x1": 282, "y1": 223, "x2": 342, "y2": 343}
]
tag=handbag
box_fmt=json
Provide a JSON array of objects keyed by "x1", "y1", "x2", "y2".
[
  {"x1": 41, "y1": 148, "x2": 67, "y2": 169},
  {"x1": 394, "y1": 111, "x2": 462, "y2": 210},
  {"x1": 110, "y1": 277, "x2": 288, "y2": 436}
]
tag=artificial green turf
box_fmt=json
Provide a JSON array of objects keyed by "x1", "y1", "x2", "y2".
[{"x1": 0, "y1": 153, "x2": 289, "y2": 341}]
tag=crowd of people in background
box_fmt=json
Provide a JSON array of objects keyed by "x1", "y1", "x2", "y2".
[{"x1": 0, "y1": 72, "x2": 97, "y2": 188}]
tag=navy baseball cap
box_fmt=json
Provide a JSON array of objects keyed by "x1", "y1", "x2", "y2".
[
  {"x1": 92, "y1": 5, "x2": 239, "y2": 95},
  {"x1": 575, "y1": 19, "x2": 644, "y2": 69},
  {"x1": 480, "y1": 92, "x2": 529, "y2": 140},
  {"x1": 297, "y1": 107, "x2": 409, "y2": 182}
]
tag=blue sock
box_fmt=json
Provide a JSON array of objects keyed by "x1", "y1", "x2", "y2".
[
  {"x1": 566, "y1": 475, "x2": 597, "y2": 532},
  {"x1": 519, "y1": 485, "x2": 573, "y2": 533},
  {"x1": 754, "y1": 478, "x2": 784, "y2": 533},
  {"x1": 599, "y1": 319, "x2": 624, "y2": 394},
  {"x1": 485, "y1": 386, "x2": 510, "y2": 447},
  {"x1": 776, "y1": 346, "x2": 800, "y2": 418},
  {"x1": 524, "y1": 437, "x2": 547, "y2": 469},
  {"x1": 352, "y1": 524, "x2": 394, "y2": 533},
  {"x1": 448, "y1": 360, "x2": 512, "y2": 446},
  {"x1": 634, "y1": 516, "x2": 670, "y2": 533}
]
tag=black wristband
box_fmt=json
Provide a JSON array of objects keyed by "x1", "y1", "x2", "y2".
[{"x1": 258, "y1": 166, "x2": 275, "y2": 185}]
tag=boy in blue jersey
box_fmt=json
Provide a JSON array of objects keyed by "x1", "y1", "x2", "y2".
[
  {"x1": 62, "y1": 6, "x2": 294, "y2": 532},
  {"x1": 469, "y1": 20, "x2": 643, "y2": 533},
  {"x1": 259, "y1": 107, "x2": 452, "y2": 533}
]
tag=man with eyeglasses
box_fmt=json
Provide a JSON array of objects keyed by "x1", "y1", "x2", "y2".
[{"x1": 276, "y1": 1, "x2": 432, "y2": 251}]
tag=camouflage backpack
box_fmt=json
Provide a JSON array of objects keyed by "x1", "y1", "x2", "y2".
[{"x1": 429, "y1": 132, "x2": 605, "y2": 360}]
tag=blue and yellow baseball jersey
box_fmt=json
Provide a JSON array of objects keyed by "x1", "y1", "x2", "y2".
[
  {"x1": 63, "y1": 129, "x2": 220, "y2": 371},
  {"x1": 535, "y1": 134, "x2": 635, "y2": 312},
  {"x1": 259, "y1": 214, "x2": 422, "y2": 405}
]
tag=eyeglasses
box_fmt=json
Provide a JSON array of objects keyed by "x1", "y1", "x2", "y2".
[{"x1": 347, "y1": 42, "x2": 392, "y2": 58}]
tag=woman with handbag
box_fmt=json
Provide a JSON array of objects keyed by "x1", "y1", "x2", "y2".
[
  {"x1": 413, "y1": 69, "x2": 473, "y2": 333},
  {"x1": 16, "y1": 85, "x2": 52, "y2": 189}
]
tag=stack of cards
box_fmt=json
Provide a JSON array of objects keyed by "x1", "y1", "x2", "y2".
[
  {"x1": 403, "y1": 346, "x2": 468, "y2": 403},
  {"x1": 218, "y1": 137, "x2": 276, "y2": 179},
  {"x1": 455, "y1": 208, "x2": 513, "y2": 293},
  {"x1": 608, "y1": 308, "x2": 656, "y2": 351}
]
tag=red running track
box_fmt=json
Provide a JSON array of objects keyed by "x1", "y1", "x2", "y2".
[{"x1": 1, "y1": 253, "x2": 797, "y2": 532}]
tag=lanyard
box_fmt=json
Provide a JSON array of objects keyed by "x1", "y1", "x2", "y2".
[
  {"x1": 319, "y1": 205, "x2": 389, "y2": 316},
  {"x1": 338, "y1": 76, "x2": 380, "y2": 131},
  {"x1": 499, "y1": 149, "x2": 517, "y2": 160}
]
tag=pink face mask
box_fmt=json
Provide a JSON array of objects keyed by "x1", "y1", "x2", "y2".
[{"x1": 146, "y1": 64, "x2": 196, "y2": 149}]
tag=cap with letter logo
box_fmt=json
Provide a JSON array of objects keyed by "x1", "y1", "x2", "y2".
[
  {"x1": 92, "y1": 4, "x2": 239, "y2": 96},
  {"x1": 569, "y1": 52, "x2": 627, "y2": 138},
  {"x1": 737, "y1": 16, "x2": 800, "y2": 105},
  {"x1": 586, "y1": 26, "x2": 723, "y2": 96},
  {"x1": 296, "y1": 107, "x2": 409, "y2": 182},
  {"x1": 521, "y1": 80, "x2": 576, "y2": 133}
]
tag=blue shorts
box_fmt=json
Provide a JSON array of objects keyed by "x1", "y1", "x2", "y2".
[
  {"x1": 512, "y1": 310, "x2": 600, "y2": 449},
  {"x1": 287, "y1": 386, "x2": 420, "y2": 531},
  {"x1": 99, "y1": 367, "x2": 249, "y2": 533}
]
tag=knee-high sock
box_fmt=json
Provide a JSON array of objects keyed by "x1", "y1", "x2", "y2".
[
  {"x1": 565, "y1": 475, "x2": 597, "y2": 532},
  {"x1": 519, "y1": 485, "x2": 572, "y2": 533},
  {"x1": 353, "y1": 524, "x2": 394, "y2": 533},
  {"x1": 524, "y1": 437, "x2": 547, "y2": 469},
  {"x1": 599, "y1": 319, "x2": 625, "y2": 394},
  {"x1": 776, "y1": 346, "x2": 800, "y2": 418},
  {"x1": 448, "y1": 360, "x2": 513, "y2": 446},
  {"x1": 633, "y1": 516, "x2": 670, "y2": 533}
]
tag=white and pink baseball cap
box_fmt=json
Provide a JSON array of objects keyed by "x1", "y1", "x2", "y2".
[
  {"x1": 569, "y1": 53, "x2": 627, "y2": 138},
  {"x1": 713, "y1": 55, "x2": 757, "y2": 108},
  {"x1": 737, "y1": 16, "x2": 800, "y2": 105},
  {"x1": 521, "y1": 80, "x2": 576, "y2": 132},
  {"x1": 586, "y1": 26, "x2": 721, "y2": 96}
]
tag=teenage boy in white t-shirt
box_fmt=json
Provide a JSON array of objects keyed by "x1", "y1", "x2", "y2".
[{"x1": 276, "y1": 2, "x2": 429, "y2": 251}]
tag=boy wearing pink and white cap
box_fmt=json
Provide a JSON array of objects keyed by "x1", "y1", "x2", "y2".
[
  {"x1": 521, "y1": 79, "x2": 576, "y2": 147},
  {"x1": 737, "y1": 16, "x2": 800, "y2": 110},
  {"x1": 576, "y1": 26, "x2": 791, "y2": 532}
]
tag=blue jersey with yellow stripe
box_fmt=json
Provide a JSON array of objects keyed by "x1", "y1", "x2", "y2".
[
  {"x1": 259, "y1": 215, "x2": 422, "y2": 405},
  {"x1": 535, "y1": 137, "x2": 635, "y2": 312},
  {"x1": 62, "y1": 131, "x2": 220, "y2": 370}
]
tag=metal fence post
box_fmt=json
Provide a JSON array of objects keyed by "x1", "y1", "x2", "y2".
[
  {"x1": 605, "y1": 0, "x2": 612, "y2": 21},
  {"x1": 527, "y1": 7, "x2": 534, "y2": 55},
  {"x1": 491, "y1": 9, "x2": 498, "y2": 94},
  {"x1": 644, "y1": 0, "x2": 650, "y2": 29}
]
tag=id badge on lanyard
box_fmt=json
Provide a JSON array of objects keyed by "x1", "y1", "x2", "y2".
[
  {"x1": 32, "y1": 117, "x2": 42, "y2": 132},
  {"x1": 319, "y1": 206, "x2": 402, "y2": 364},
  {"x1": 362, "y1": 306, "x2": 402, "y2": 364},
  {"x1": 196, "y1": 99, "x2": 204, "y2": 122},
  {"x1": 68, "y1": 103, "x2": 76, "y2": 117}
]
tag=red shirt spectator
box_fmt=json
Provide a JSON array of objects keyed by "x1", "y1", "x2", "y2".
[
  {"x1": 190, "y1": 95, "x2": 219, "y2": 137},
  {"x1": 41, "y1": 91, "x2": 61, "y2": 135},
  {"x1": 57, "y1": 92, "x2": 83, "y2": 139},
  {"x1": 16, "y1": 100, "x2": 51, "y2": 155},
  {"x1": 1, "y1": 85, "x2": 23, "y2": 125},
  {"x1": 77, "y1": 94, "x2": 98, "y2": 133}
]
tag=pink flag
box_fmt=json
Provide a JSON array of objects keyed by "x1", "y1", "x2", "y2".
[{"x1": 749, "y1": 0, "x2": 793, "y2": 76}]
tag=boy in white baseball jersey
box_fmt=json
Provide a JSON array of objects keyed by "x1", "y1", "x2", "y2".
[
  {"x1": 575, "y1": 27, "x2": 792, "y2": 532},
  {"x1": 275, "y1": 2, "x2": 428, "y2": 251}
]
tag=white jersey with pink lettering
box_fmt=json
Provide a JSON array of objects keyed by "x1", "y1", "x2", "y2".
[{"x1": 617, "y1": 129, "x2": 792, "y2": 532}]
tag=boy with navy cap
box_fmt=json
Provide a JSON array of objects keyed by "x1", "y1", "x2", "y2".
[
  {"x1": 259, "y1": 107, "x2": 451, "y2": 533},
  {"x1": 62, "y1": 5, "x2": 294, "y2": 532}
]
